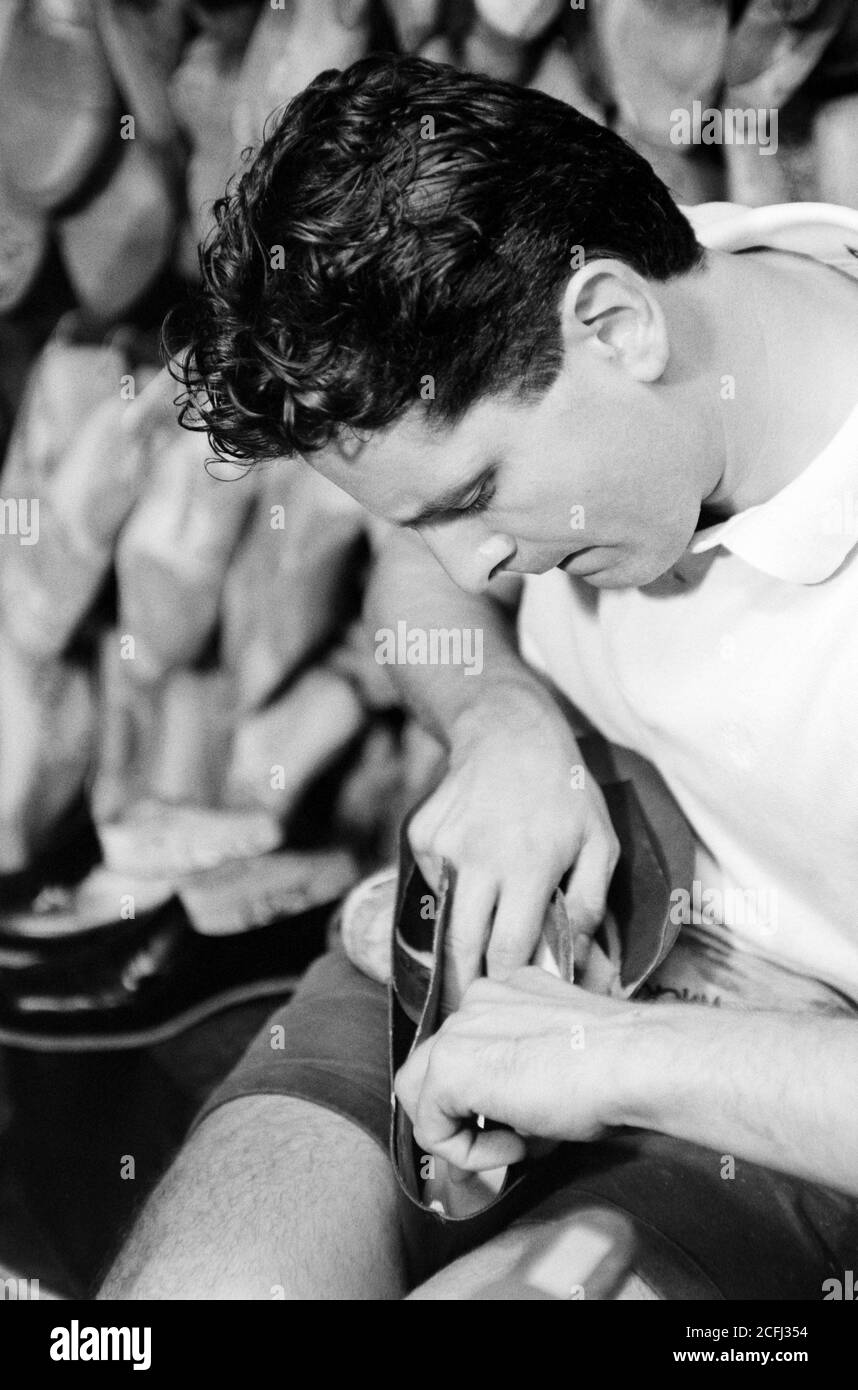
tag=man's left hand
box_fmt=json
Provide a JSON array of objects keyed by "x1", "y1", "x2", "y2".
[{"x1": 394, "y1": 968, "x2": 642, "y2": 1172}]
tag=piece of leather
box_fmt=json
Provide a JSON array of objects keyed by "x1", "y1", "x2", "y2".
[
  {"x1": 0, "y1": 865, "x2": 172, "y2": 939},
  {"x1": 388, "y1": 734, "x2": 695, "y2": 1280},
  {"x1": 0, "y1": 637, "x2": 97, "y2": 876},
  {"x1": 57, "y1": 137, "x2": 177, "y2": 321},
  {"x1": 178, "y1": 848, "x2": 359, "y2": 937},
  {"x1": 474, "y1": 0, "x2": 565, "y2": 43},
  {"x1": 0, "y1": 0, "x2": 116, "y2": 210},
  {"x1": 390, "y1": 842, "x2": 535, "y2": 1277},
  {"x1": 0, "y1": 794, "x2": 102, "y2": 909},
  {"x1": 231, "y1": 0, "x2": 370, "y2": 151},
  {"x1": 575, "y1": 733, "x2": 696, "y2": 994},
  {"x1": 0, "y1": 395, "x2": 151, "y2": 660},
  {"x1": 0, "y1": 318, "x2": 131, "y2": 503},
  {"x1": 592, "y1": 0, "x2": 729, "y2": 149},
  {"x1": 97, "y1": 800, "x2": 282, "y2": 879},
  {"x1": 91, "y1": 0, "x2": 184, "y2": 151},
  {"x1": 725, "y1": 0, "x2": 849, "y2": 111},
  {"x1": 0, "y1": 170, "x2": 48, "y2": 311},
  {"x1": 169, "y1": 29, "x2": 247, "y2": 273}
]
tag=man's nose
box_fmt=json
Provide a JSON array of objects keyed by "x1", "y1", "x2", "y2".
[{"x1": 420, "y1": 525, "x2": 516, "y2": 593}]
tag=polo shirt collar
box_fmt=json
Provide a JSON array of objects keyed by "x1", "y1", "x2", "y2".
[
  {"x1": 688, "y1": 400, "x2": 858, "y2": 583},
  {"x1": 691, "y1": 200, "x2": 858, "y2": 274}
]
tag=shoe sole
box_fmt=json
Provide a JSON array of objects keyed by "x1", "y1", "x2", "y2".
[{"x1": 0, "y1": 974, "x2": 299, "y2": 1053}]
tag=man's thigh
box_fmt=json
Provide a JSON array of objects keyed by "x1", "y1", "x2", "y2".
[
  {"x1": 102, "y1": 946, "x2": 405, "y2": 1299},
  {"x1": 101, "y1": 1094, "x2": 406, "y2": 1300}
]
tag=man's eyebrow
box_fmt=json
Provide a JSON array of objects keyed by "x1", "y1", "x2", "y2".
[{"x1": 397, "y1": 467, "x2": 494, "y2": 529}]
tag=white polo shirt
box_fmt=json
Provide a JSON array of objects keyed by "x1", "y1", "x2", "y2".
[{"x1": 519, "y1": 201, "x2": 858, "y2": 1003}]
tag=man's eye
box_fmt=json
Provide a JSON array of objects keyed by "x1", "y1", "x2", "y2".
[{"x1": 460, "y1": 482, "x2": 495, "y2": 517}]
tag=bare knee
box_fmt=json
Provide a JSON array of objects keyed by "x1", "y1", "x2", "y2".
[{"x1": 100, "y1": 1095, "x2": 405, "y2": 1301}]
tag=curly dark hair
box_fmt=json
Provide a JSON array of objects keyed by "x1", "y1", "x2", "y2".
[{"x1": 168, "y1": 54, "x2": 703, "y2": 464}]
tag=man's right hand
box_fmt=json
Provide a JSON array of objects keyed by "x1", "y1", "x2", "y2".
[{"x1": 407, "y1": 688, "x2": 619, "y2": 1010}]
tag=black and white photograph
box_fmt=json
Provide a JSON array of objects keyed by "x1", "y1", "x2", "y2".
[{"x1": 1, "y1": 0, "x2": 857, "y2": 1339}]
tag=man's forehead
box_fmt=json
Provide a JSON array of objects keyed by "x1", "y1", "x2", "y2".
[{"x1": 311, "y1": 409, "x2": 478, "y2": 516}]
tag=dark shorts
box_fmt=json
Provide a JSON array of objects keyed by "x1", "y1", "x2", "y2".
[{"x1": 195, "y1": 946, "x2": 858, "y2": 1300}]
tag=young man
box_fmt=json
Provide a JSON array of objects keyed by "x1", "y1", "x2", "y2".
[{"x1": 103, "y1": 56, "x2": 858, "y2": 1300}]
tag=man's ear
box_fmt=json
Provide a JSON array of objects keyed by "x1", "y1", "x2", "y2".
[{"x1": 560, "y1": 258, "x2": 670, "y2": 383}]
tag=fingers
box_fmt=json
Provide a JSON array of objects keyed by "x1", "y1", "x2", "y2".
[
  {"x1": 433, "y1": 1125, "x2": 525, "y2": 1173},
  {"x1": 562, "y1": 829, "x2": 619, "y2": 942},
  {"x1": 394, "y1": 1036, "x2": 432, "y2": 1110},
  {"x1": 408, "y1": 783, "x2": 537, "y2": 1004},
  {"x1": 441, "y1": 874, "x2": 497, "y2": 1013},
  {"x1": 487, "y1": 878, "x2": 553, "y2": 981},
  {"x1": 457, "y1": 970, "x2": 586, "y2": 1014},
  {"x1": 484, "y1": 966, "x2": 589, "y2": 1002},
  {"x1": 394, "y1": 971, "x2": 609, "y2": 1172},
  {"x1": 407, "y1": 758, "x2": 621, "y2": 1009},
  {"x1": 395, "y1": 1038, "x2": 527, "y2": 1172}
]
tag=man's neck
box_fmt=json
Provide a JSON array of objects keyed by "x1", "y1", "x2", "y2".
[{"x1": 688, "y1": 246, "x2": 858, "y2": 518}]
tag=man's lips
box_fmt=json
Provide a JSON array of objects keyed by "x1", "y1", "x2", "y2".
[{"x1": 557, "y1": 546, "x2": 599, "y2": 571}]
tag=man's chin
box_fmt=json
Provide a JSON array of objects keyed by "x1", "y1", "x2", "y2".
[{"x1": 555, "y1": 548, "x2": 676, "y2": 589}]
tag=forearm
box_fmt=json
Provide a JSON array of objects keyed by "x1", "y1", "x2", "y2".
[
  {"x1": 611, "y1": 1003, "x2": 858, "y2": 1196},
  {"x1": 366, "y1": 528, "x2": 563, "y2": 747}
]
